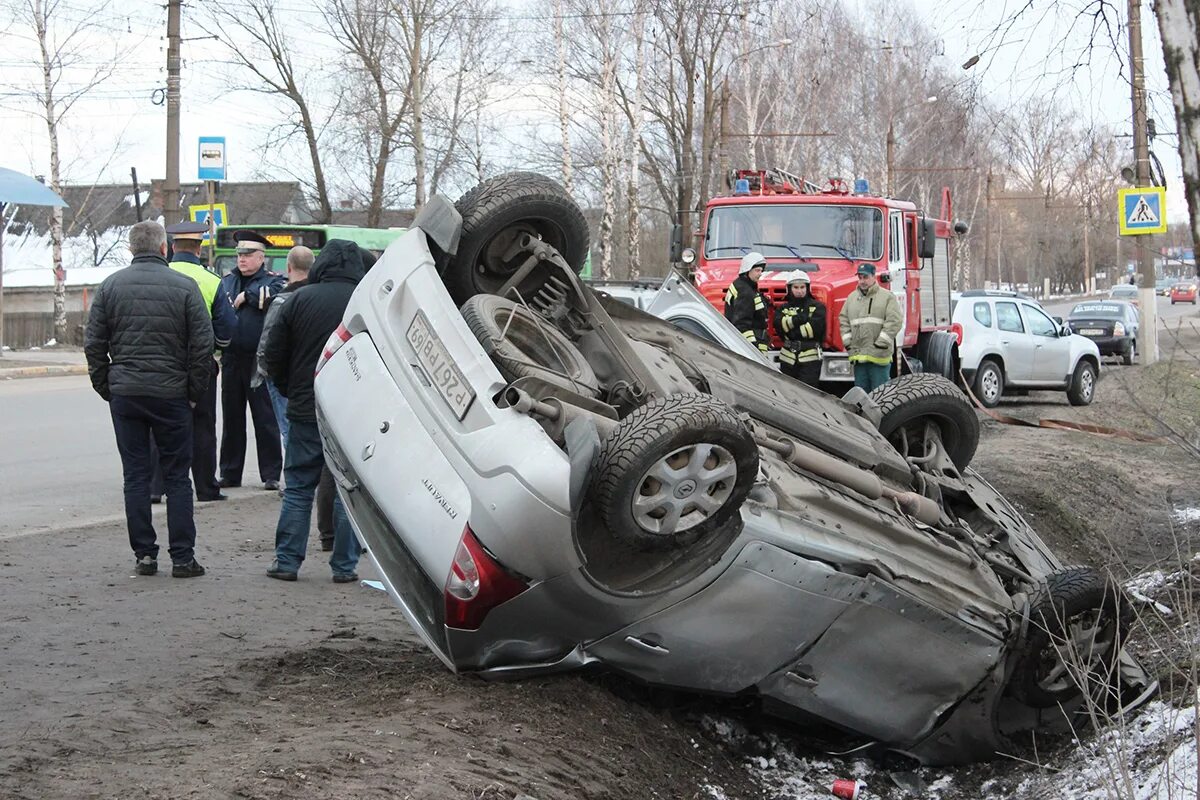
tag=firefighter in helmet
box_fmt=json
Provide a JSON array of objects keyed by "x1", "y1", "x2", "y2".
[
  {"x1": 775, "y1": 270, "x2": 826, "y2": 387},
  {"x1": 724, "y1": 251, "x2": 771, "y2": 353}
]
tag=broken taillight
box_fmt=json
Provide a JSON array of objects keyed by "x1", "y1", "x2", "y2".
[
  {"x1": 444, "y1": 525, "x2": 529, "y2": 631},
  {"x1": 315, "y1": 323, "x2": 352, "y2": 375}
]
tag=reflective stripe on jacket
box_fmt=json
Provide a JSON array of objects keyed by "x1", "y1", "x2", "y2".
[
  {"x1": 775, "y1": 295, "x2": 826, "y2": 364},
  {"x1": 838, "y1": 283, "x2": 902, "y2": 366},
  {"x1": 724, "y1": 274, "x2": 770, "y2": 350}
]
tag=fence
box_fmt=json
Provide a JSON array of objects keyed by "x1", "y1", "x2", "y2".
[{"x1": 3, "y1": 312, "x2": 87, "y2": 349}]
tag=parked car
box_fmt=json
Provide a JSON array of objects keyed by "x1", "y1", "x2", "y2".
[
  {"x1": 1155, "y1": 277, "x2": 1174, "y2": 296},
  {"x1": 1067, "y1": 301, "x2": 1139, "y2": 365},
  {"x1": 314, "y1": 172, "x2": 1153, "y2": 767},
  {"x1": 952, "y1": 290, "x2": 1101, "y2": 408},
  {"x1": 1170, "y1": 283, "x2": 1197, "y2": 305},
  {"x1": 1108, "y1": 283, "x2": 1140, "y2": 305}
]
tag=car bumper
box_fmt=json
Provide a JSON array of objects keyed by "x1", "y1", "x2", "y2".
[{"x1": 1077, "y1": 335, "x2": 1132, "y2": 355}]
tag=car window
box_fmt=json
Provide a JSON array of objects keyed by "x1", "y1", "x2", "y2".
[
  {"x1": 1022, "y1": 303, "x2": 1057, "y2": 337},
  {"x1": 995, "y1": 301, "x2": 1024, "y2": 333},
  {"x1": 667, "y1": 316, "x2": 719, "y2": 343},
  {"x1": 973, "y1": 302, "x2": 992, "y2": 327}
]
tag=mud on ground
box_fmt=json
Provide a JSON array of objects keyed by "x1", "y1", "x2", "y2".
[{"x1": 3, "y1": 329, "x2": 1200, "y2": 799}]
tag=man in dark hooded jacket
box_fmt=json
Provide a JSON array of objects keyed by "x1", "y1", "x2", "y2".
[{"x1": 261, "y1": 240, "x2": 366, "y2": 582}]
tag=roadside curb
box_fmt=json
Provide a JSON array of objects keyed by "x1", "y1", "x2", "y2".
[{"x1": 0, "y1": 364, "x2": 89, "y2": 379}]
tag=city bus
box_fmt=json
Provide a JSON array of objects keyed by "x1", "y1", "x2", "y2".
[{"x1": 210, "y1": 225, "x2": 408, "y2": 276}]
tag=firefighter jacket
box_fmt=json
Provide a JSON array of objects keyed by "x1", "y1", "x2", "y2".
[
  {"x1": 775, "y1": 295, "x2": 826, "y2": 366},
  {"x1": 838, "y1": 283, "x2": 903, "y2": 366},
  {"x1": 724, "y1": 274, "x2": 771, "y2": 351}
]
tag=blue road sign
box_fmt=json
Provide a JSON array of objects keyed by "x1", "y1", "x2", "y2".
[
  {"x1": 1118, "y1": 187, "x2": 1167, "y2": 235},
  {"x1": 198, "y1": 137, "x2": 227, "y2": 181}
]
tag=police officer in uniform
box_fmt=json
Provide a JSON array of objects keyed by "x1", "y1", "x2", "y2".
[
  {"x1": 218, "y1": 230, "x2": 286, "y2": 490},
  {"x1": 774, "y1": 270, "x2": 826, "y2": 388},
  {"x1": 724, "y1": 251, "x2": 771, "y2": 353},
  {"x1": 149, "y1": 222, "x2": 236, "y2": 502}
]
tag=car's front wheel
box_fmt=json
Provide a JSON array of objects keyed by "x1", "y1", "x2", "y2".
[
  {"x1": 589, "y1": 394, "x2": 758, "y2": 551},
  {"x1": 1010, "y1": 567, "x2": 1128, "y2": 709},
  {"x1": 870, "y1": 373, "x2": 980, "y2": 470},
  {"x1": 973, "y1": 360, "x2": 1004, "y2": 408},
  {"x1": 1067, "y1": 360, "x2": 1097, "y2": 405}
]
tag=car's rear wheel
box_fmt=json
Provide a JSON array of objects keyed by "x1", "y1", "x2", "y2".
[
  {"x1": 1122, "y1": 341, "x2": 1134, "y2": 366},
  {"x1": 1067, "y1": 360, "x2": 1097, "y2": 405},
  {"x1": 917, "y1": 330, "x2": 958, "y2": 382},
  {"x1": 870, "y1": 373, "x2": 980, "y2": 470},
  {"x1": 589, "y1": 394, "x2": 758, "y2": 551},
  {"x1": 973, "y1": 359, "x2": 1004, "y2": 408},
  {"x1": 1011, "y1": 567, "x2": 1128, "y2": 709},
  {"x1": 444, "y1": 172, "x2": 590, "y2": 305},
  {"x1": 461, "y1": 294, "x2": 600, "y2": 397}
]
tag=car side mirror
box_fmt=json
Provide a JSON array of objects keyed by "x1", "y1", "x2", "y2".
[
  {"x1": 1059, "y1": 323, "x2": 1072, "y2": 337},
  {"x1": 669, "y1": 224, "x2": 683, "y2": 263},
  {"x1": 916, "y1": 217, "x2": 937, "y2": 260},
  {"x1": 1052, "y1": 315, "x2": 1063, "y2": 324}
]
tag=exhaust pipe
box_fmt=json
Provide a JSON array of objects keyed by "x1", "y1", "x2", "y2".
[
  {"x1": 504, "y1": 387, "x2": 619, "y2": 438},
  {"x1": 752, "y1": 428, "x2": 940, "y2": 526}
]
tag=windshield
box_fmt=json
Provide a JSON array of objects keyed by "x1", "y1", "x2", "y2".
[
  {"x1": 1070, "y1": 303, "x2": 1124, "y2": 319},
  {"x1": 704, "y1": 204, "x2": 884, "y2": 261},
  {"x1": 1110, "y1": 285, "x2": 1137, "y2": 296}
]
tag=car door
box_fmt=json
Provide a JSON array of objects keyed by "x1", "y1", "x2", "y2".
[
  {"x1": 1022, "y1": 302, "x2": 1071, "y2": 383},
  {"x1": 994, "y1": 301, "x2": 1035, "y2": 382}
]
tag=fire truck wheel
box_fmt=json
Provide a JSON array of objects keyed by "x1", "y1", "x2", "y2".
[
  {"x1": 445, "y1": 172, "x2": 590, "y2": 305},
  {"x1": 1010, "y1": 566, "x2": 1128, "y2": 709},
  {"x1": 870, "y1": 373, "x2": 980, "y2": 470},
  {"x1": 589, "y1": 394, "x2": 758, "y2": 551},
  {"x1": 918, "y1": 331, "x2": 959, "y2": 382},
  {"x1": 461, "y1": 294, "x2": 600, "y2": 397}
]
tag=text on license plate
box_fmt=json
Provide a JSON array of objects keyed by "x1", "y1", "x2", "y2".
[
  {"x1": 406, "y1": 311, "x2": 475, "y2": 420},
  {"x1": 1080, "y1": 328, "x2": 1105, "y2": 336}
]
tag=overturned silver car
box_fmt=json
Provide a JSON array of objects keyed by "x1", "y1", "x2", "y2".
[{"x1": 313, "y1": 172, "x2": 1154, "y2": 765}]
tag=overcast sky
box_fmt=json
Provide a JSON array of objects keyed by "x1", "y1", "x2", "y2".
[{"x1": 0, "y1": 0, "x2": 1187, "y2": 224}]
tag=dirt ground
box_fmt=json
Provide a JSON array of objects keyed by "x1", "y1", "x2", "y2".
[{"x1": 3, "y1": 331, "x2": 1200, "y2": 799}]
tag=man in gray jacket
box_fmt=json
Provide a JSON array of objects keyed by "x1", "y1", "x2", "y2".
[{"x1": 84, "y1": 221, "x2": 214, "y2": 578}]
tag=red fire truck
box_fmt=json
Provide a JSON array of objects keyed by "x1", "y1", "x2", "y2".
[{"x1": 679, "y1": 168, "x2": 967, "y2": 385}]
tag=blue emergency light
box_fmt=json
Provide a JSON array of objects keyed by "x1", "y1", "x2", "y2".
[
  {"x1": 854, "y1": 178, "x2": 870, "y2": 194},
  {"x1": 734, "y1": 178, "x2": 751, "y2": 195}
]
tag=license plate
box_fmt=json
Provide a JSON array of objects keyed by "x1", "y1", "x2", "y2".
[
  {"x1": 406, "y1": 311, "x2": 475, "y2": 420},
  {"x1": 1080, "y1": 328, "x2": 1105, "y2": 336}
]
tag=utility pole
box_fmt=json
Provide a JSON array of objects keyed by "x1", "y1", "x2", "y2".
[
  {"x1": 1082, "y1": 199, "x2": 1092, "y2": 294},
  {"x1": 1129, "y1": 0, "x2": 1159, "y2": 363},
  {"x1": 165, "y1": 0, "x2": 182, "y2": 224},
  {"x1": 886, "y1": 121, "x2": 895, "y2": 196},
  {"x1": 983, "y1": 169, "x2": 993, "y2": 287}
]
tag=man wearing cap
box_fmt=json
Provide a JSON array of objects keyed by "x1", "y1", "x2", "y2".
[
  {"x1": 149, "y1": 222, "x2": 236, "y2": 502},
  {"x1": 724, "y1": 251, "x2": 772, "y2": 353},
  {"x1": 775, "y1": 270, "x2": 826, "y2": 388},
  {"x1": 217, "y1": 231, "x2": 286, "y2": 490},
  {"x1": 838, "y1": 263, "x2": 902, "y2": 392}
]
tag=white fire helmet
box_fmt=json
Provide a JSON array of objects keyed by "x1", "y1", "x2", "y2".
[
  {"x1": 739, "y1": 251, "x2": 767, "y2": 275},
  {"x1": 786, "y1": 270, "x2": 811, "y2": 287}
]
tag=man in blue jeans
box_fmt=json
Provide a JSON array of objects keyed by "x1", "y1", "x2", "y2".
[
  {"x1": 260, "y1": 240, "x2": 369, "y2": 582},
  {"x1": 84, "y1": 220, "x2": 214, "y2": 577}
]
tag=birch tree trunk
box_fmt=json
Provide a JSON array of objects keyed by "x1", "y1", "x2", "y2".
[
  {"x1": 555, "y1": 0, "x2": 573, "y2": 194},
  {"x1": 33, "y1": 0, "x2": 67, "y2": 342},
  {"x1": 1155, "y1": 0, "x2": 1200, "y2": 277},
  {"x1": 410, "y1": 7, "x2": 427, "y2": 210},
  {"x1": 626, "y1": 5, "x2": 646, "y2": 278},
  {"x1": 598, "y1": 21, "x2": 618, "y2": 280}
]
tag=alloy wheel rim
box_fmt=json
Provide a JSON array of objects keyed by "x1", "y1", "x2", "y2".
[{"x1": 631, "y1": 443, "x2": 737, "y2": 536}]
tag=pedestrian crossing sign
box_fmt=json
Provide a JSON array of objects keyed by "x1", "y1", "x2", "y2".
[
  {"x1": 1118, "y1": 187, "x2": 1167, "y2": 235},
  {"x1": 188, "y1": 203, "x2": 227, "y2": 243}
]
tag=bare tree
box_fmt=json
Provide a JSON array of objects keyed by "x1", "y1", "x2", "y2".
[
  {"x1": 1155, "y1": 0, "x2": 1200, "y2": 277},
  {"x1": 626, "y1": 2, "x2": 647, "y2": 277},
  {"x1": 4, "y1": 0, "x2": 122, "y2": 341},
  {"x1": 205, "y1": 0, "x2": 337, "y2": 222}
]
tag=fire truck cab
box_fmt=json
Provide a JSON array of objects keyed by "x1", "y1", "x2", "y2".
[{"x1": 683, "y1": 169, "x2": 966, "y2": 385}]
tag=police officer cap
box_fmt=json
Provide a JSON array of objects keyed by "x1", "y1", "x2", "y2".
[
  {"x1": 855, "y1": 262, "x2": 876, "y2": 276},
  {"x1": 234, "y1": 230, "x2": 271, "y2": 252},
  {"x1": 739, "y1": 251, "x2": 767, "y2": 275},
  {"x1": 786, "y1": 270, "x2": 810, "y2": 286},
  {"x1": 165, "y1": 221, "x2": 209, "y2": 242}
]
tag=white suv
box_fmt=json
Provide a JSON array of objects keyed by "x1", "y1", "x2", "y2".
[{"x1": 952, "y1": 291, "x2": 1101, "y2": 407}]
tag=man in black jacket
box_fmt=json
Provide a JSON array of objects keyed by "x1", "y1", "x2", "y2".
[
  {"x1": 218, "y1": 230, "x2": 286, "y2": 490},
  {"x1": 723, "y1": 251, "x2": 771, "y2": 353},
  {"x1": 84, "y1": 220, "x2": 214, "y2": 578},
  {"x1": 774, "y1": 270, "x2": 827, "y2": 388},
  {"x1": 261, "y1": 240, "x2": 366, "y2": 582}
]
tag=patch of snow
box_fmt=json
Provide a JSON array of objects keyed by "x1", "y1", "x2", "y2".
[
  {"x1": 1172, "y1": 508, "x2": 1200, "y2": 524},
  {"x1": 42, "y1": 338, "x2": 56, "y2": 347}
]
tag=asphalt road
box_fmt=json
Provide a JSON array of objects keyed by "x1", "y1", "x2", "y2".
[{"x1": 0, "y1": 374, "x2": 270, "y2": 538}]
